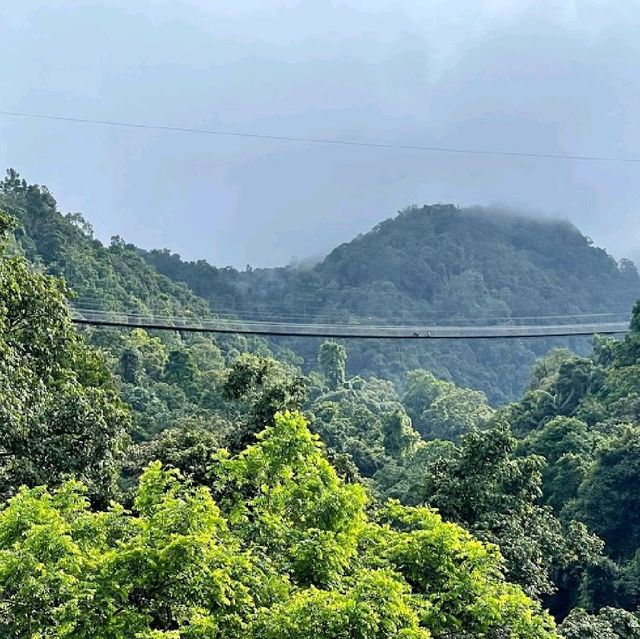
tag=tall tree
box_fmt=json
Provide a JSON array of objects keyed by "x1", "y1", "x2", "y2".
[
  {"x1": 318, "y1": 341, "x2": 347, "y2": 390},
  {"x1": 0, "y1": 210, "x2": 130, "y2": 504}
]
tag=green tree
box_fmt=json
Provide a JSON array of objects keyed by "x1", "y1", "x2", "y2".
[
  {"x1": 255, "y1": 571, "x2": 429, "y2": 639},
  {"x1": 527, "y1": 348, "x2": 576, "y2": 392},
  {"x1": 559, "y1": 607, "x2": 640, "y2": 639},
  {"x1": 420, "y1": 426, "x2": 603, "y2": 602},
  {"x1": 402, "y1": 370, "x2": 451, "y2": 426},
  {"x1": 0, "y1": 466, "x2": 261, "y2": 638},
  {"x1": 575, "y1": 426, "x2": 640, "y2": 559},
  {"x1": 0, "y1": 412, "x2": 559, "y2": 638},
  {"x1": 223, "y1": 354, "x2": 306, "y2": 450},
  {"x1": 308, "y1": 375, "x2": 412, "y2": 477},
  {"x1": 164, "y1": 348, "x2": 198, "y2": 386},
  {"x1": 0, "y1": 210, "x2": 130, "y2": 504},
  {"x1": 318, "y1": 341, "x2": 347, "y2": 390},
  {"x1": 402, "y1": 369, "x2": 492, "y2": 441},
  {"x1": 127, "y1": 423, "x2": 223, "y2": 488},
  {"x1": 419, "y1": 385, "x2": 493, "y2": 440},
  {"x1": 120, "y1": 347, "x2": 141, "y2": 383},
  {"x1": 382, "y1": 409, "x2": 420, "y2": 458},
  {"x1": 520, "y1": 417, "x2": 598, "y2": 512}
]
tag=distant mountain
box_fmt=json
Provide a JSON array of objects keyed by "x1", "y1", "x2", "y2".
[{"x1": 142, "y1": 204, "x2": 640, "y2": 402}]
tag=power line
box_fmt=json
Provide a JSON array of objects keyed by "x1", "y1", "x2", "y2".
[
  {"x1": 70, "y1": 309, "x2": 630, "y2": 339},
  {"x1": 2, "y1": 109, "x2": 640, "y2": 164}
]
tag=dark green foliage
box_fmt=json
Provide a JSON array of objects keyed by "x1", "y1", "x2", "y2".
[
  {"x1": 127, "y1": 423, "x2": 221, "y2": 486},
  {"x1": 519, "y1": 417, "x2": 598, "y2": 512},
  {"x1": 223, "y1": 353, "x2": 307, "y2": 450},
  {"x1": 630, "y1": 300, "x2": 640, "y2": 333},
  {"x1": 506, "y1": 355, "x2": 607, "y2": 436},
  {"x1": 120, "y1": 347, "x2": 141, "y2": 383},
  {"x1": 382, "y1": 409, "x2": 420, "y2": 458},
  {"x1": 307, "y1": 366, "x2": 420, "y2": 478},
  {"x1": 559, "y1": 607, "x2": 640, "y2": 638},
  {"x1": 414, "y1": 425, "x2": 603, "y2": 602},
  {"x1": 318, "y1": 341, "x2": 347, "y2": 390},
  {"x1": 552, "y1": 358, "x2": 606, "y2": 415},
  {"x1": 96, "y1": 327, "x2": 235, "y2": 442},
  {"x1": 505, "y1": 307, "x2": 640, "y2": 615},
  {"x1": 575, "y1": 427, "x2": 640, "y2": 559},
  {"x1": 164, "y1": 348, "x2": 198, "y2": 388},
  {"x1": 528, "y1": 348, "x2": 578, "y2": 392}
]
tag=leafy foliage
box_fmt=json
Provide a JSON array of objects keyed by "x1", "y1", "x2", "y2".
[
  {"x1": 559, "y1": 607, "x2": 640, "y2": 639},
  {"x1": 0, "y1": 412, "x2": 558, "y2": 639},
  {"x1": 377, "y1": 423, "x2": 603, "y2": 603},
  {"x1": 500, "y1": 301, "x2": 640, "y2": 617},
  {"x1": 403, "y1": 369, "x2": 493, "y2": 440},
  {"x1": 0, "y1": 209, "x2": 129, "y2": 505}
]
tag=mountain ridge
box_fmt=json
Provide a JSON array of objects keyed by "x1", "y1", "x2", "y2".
[{"x1": 2, "y1": 170, "x2": 638, "y2": 402}]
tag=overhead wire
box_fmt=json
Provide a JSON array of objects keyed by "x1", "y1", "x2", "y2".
[{"x1": 2, "y1": 109, "x2": 640, "y2": 163}]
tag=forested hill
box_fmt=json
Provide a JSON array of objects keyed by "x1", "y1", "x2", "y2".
[
  {"x1": 318, "y1": 205, "x2": 638, "y2": 317},
  {"x1": 143, "y1": 204, "x2": 640, "y2": 402},
  {"x1": 0, "y1": 170, "x2": 273, "y2": 360},
  {"x1": 0, "y1": 169, "x2": 212, "y2": 317},
  {"x1": 3, "y1": 167, "x2": 637, "y2": 403}
]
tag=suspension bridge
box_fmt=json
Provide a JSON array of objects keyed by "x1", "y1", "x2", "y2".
[{"x1": 69, "y1": 307, "x2": 632, "y2": 340}]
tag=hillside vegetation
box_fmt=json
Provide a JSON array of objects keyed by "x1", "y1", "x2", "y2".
[
  {"x1": 3, "y1": 170, "x2": 640, "y2": 637},
  {"x1": 0, "y1": 180, "x2": 556, "y2": 638}
]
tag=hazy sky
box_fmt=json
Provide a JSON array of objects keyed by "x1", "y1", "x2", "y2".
[{"x1": 1, "y1": 0, "x2": 639, "y2": 267}]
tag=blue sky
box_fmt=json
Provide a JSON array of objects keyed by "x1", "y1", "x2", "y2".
[{"x1": 1, "y1": 0, "x2": 639, "y2": 267}]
